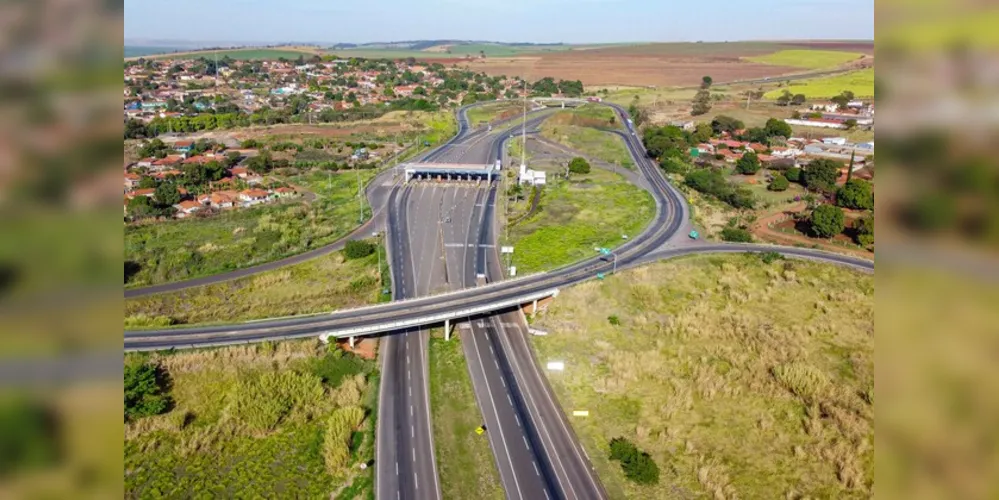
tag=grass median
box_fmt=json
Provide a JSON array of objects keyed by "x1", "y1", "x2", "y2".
[
  {"x1": 530, "y1": 254, "x2": 874, "y2": 498},
  {"x1": 428, "y1": 333, "x2": 504, "y2": 500}
]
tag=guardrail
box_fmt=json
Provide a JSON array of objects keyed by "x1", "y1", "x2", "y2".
[{"x1": 318, "y1": 288, "x2": 559, "y2": 342}]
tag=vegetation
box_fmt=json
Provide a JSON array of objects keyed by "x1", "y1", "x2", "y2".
[
  {"x1": 465, "y1": 101, "x2": 521, "y2": 125},
  {"x1": 735, "y1": 152, "x2": 761, "y2": 175},
  {"x1": 429, "y1": 335, "x2": 504, "y2": 500},
  {"x1": 836, "y1": 179, "x2": 874, "y2": 210},
  {"x1": 568, "y1": 157, "x2": 592, "y2": 175},
  {"x1": 801, "y1": 158, "x2": 843, "y2": 192},
  {"x1": 684, "y1": 169, "x2": 755, "y2": 210},
  {"x1": 768, "y1": 174, "x2": 790, "y2": 191},
  {"x1": 344, "y1": 240, "x2": 376, "y2": 259},
  {"x1": 530, "y1": 255, "x2": 874, "y2": 499},
  {"x1": 810, "y1": 204, "x2": 846, "y2": 238},
  {"x1": 746, "y1": 49, "x2": 864, "y2": 69},
  {"x1": 125, "y1": 168, "x2": 376, "y2": 288},
  {"x1": 125, "y1": 359, "x2": 173, "y2": 421},
  {"x1": 854, "y1": 214, "x2": 874, "y2": 248},
  {"x1": 125, "y1": 341, "x2": 378, "y2": 498},
  {"x1": 720, "y1": 227, "x2": 753, "y2": 243},
  {"x1": 509, "y1": 168, "x2": 654, "y2": 274},
  {"x1": 765, "y1": 69, "x2": 875, "y2": 99},
  {"x1": 691, "y1": 89, "x2": 712, "y2": 116},
  {"x1": 125, "y1": 247, "x2": 384, "y2": 327},
  {"x1": 541, "y1": 111, "x2": 632, "y2": 167},
  {"x1": 609, "y1": 437, "x2": 660, "y2": 485}
]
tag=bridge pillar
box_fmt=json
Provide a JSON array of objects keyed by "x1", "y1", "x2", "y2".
[
  {"x1": 561, "y1": 102, "x2": 565, "y2": 109},
  {"x1": 349, "y1": 336, "x2": 355, "y2": 348},
  {"x1": 532, "y1": 298, "x2": 539, "y2": 315},
  {"x1": 444, "y1": 319, "x2": 451, "y2": 341}
]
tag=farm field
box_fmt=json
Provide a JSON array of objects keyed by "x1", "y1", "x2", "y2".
[
  {"x1": 134, "y1": 47, "x2": 320, "y2": 61},
  {"x1": 764, "y1": 68, "x2": 875, "y2": 99},
  {"x1": 124, "y1": 243, "x2": 386, "y2": 328},
  {"x1": 746, "y1": 49, "x2": 866, "y2": 69},
  {"x1": 530, "y1": 255, "x2": 874, "y2": 499},
  {"x1": 124, "y1": 168, "x2": 377, "y2": 288},
  {"x1": 125, "y1": 341, "x2": 379, "y2": 498},
  {"x1": 428, "y1": 334, "x2": 505, "y2": 500}
]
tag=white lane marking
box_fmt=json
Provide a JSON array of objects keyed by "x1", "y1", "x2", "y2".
[
  {"x1": 523, "y1": 436, "x2": 531, "y2": 451},
  {"x1": 493, "y1": 315, "x2": 587, "y2": 500},
  {"x1": 397, "y1": 492, "x2": 401, "y2": 500},
  {"x1": 418, "y1": 329, "x2": 443, "y2": 500},
  {"x1": 489, "y1": 345, "x2": 495, "y2": 355},
  {"x1": 412, "y1": 448, "x2": 416, "y2": 461},
  {"x1": 415, "y1": 472, "x2": 419, "y2": 490},
  {"x1": 410, "y1": 405, "x2": 414, "y2": 416},
  {"x1": 515, "y1": 414, "x2": 521, "y2": 427},
  {"x1": 493, "y1": 358, "x2": 500, "y2": 370},
  {"x1": 534, "y1": 461, "x2": 541, "y2": 476},
  {"x1": 469, "y1": 321, "x2": 524, "y2": 500},
  {"x1": 507, "y1": 394, "x2": 514, "y2": 406},
  {"x1": 396, "y1": 461, "x2": 399, "y2": 476},
  {"x1": 411, "y1": 424, "x2": 415, "y2": 438},
  {"x1": 544, "y1": 490, "x2": 551, "y2": 500},
  {"x1": 501, "y1": 377, "x2": 507, "y2": 388}
]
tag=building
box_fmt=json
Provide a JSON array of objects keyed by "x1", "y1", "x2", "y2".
[
  {"x1": 173, "y1": 200, "x2": 203, "y2": 218},
  {"x1": 668, "y1": 120, "x2": 695, "y2": 131},
  {"x1": 822, "y1": 137, "x2": 848, "y2": 146},
  {"x1": 518, "y1": 164, "x2": 546, "y2": 186}
]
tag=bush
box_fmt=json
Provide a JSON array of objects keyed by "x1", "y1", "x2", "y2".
[
  {"x1": 809, "y1": 204, "x2": 846, "y2": 238},
  {"x1": 854, "y1": 213, "x2": 874, "y2": 248},
  {"x1": 124, "y1": 359, "x2": 172, "y2": 421},
  {"x1": 323, "y1": 406, "x2": 366, "y2": 473},
  {"x1": 660, "y1": 158, "x2": 689, "y2": 175},
  {"x1": 760, "y1": 251, "x2": 784, "y2": 264},
  {"x1": 721, "y1": 227, "x2": 753, "y2": 243},
  {"x1": 785, "y1": 167, "x2": 802, "y2": 183},
  {"x1": 608, "y1": 437, "x2": 660, "y2": 485},
  {"x1": 228, "y1": 370, "x2": 326, "y2": 431},
  {"x1": 768, "y1": 174, "x2": 790, "y2": 192},
  {"x1": 568, "y1": 157, "x2": 591, "y2": 174},
  {"x1": 735, "y1": 152, "x2": 761, "y2": 175},
  {"x1": 802, "y1": 159, "x2": 842, "y2": 192},
  {"x1": 607, "y1": 315, "x2": 621, "y2": 326},
  {"x1": 684, "y1": 169, "x2": 756, "y2": 210},
  {"x1": 344, "y1": 240, "x2": 376, "y2": 260}
]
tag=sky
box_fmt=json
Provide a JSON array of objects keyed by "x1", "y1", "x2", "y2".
[{"x1": 125, "y1": 0, "x2": 874, "y2": 45}]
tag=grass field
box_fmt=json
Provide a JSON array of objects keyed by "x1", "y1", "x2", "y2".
[
  {"x1": 540, "y1": 110, "x2": 631, "y2": 168},
  {"x1": 428, "y1": 334, "x2": 505, "y2": 500},
  {"x1": 125, "y1": 244, "x2": 386, "y2": 328},
  {"x1": 746, "y1": 49, "x2": 865, "y2": 69},
  {"x1": 466, "y1": 101, "x2": 523, "y2": 126},
  {"x1": 125, "y1": 341, "x2": 379, "y2": 498},
  {"x1": 531, "y1": 255, "x2": 874, "y2": 499},
  {"x1": 509, "y1": 167, "x2": 654, "y2": 274},
  {"x1": 765, "y1": 69, "x2": 875, "y2": 99},
  {"x1": 125, "y1": 168, "x2": 377, "y2": 288}
]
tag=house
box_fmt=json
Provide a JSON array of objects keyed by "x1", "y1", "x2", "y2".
[
  {"x1": 274, "y1": 187, "x2": 297, "y2": 198},
  {"x1": 199, "y1": 191, "x2": 236, "y2": 209},
  {"x1": 172, "y1": 200, "x2": 203, "y2": 218},
  {"x1": 182, "y1": 155, "x2": 216, "y2": 165},
  {"x1": 136, "y1": 157, "x2": 156, "y2": 168},
  {"x1": 151, "y1": 169, "x2": 182, "y2": 180},
  {"x1": 129, "y1": 188, "x2": 156, "y2": 199},
  {"x1": 718, "y1": 149, "x2": 743, "y2": 163},
  {"x1": 151, "y1": 155, "x2": 184, "y2": 170},
  {"x1": 696, "y1": 143, "x2": 715, "y2": 155},
  {"x1": 711, "y1": 139, "x2": 746, "y2": 150},
  {"x1": 668, "y1": 120, "x2": 695, "y2": 132},
  {"x1": 809, "y1": 103, "x2": 840, "y2": 113},
  {"x1": 822, "y1": 137, "x2": 848, "y2": 146},
  {"x1": 518, "y1": 164, "x2": 547, "y2": 186},
  {"x1": 770, "y1": 146, "x2": 802, "y2": 158},
  {"x1": 747, "y1": 143, "x2": 768, "y2": 153},
  {"x1": 239, "y1": 189, "x2": 270, "y2": 205},
  {"x1": 124, "y1": 173, "x2": 141, "y2": 191}
]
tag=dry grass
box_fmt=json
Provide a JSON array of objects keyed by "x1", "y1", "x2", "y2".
[
  {"x1": 531, "y1": 255, "x2": 873, "y2": 499},
  {"x1": 125, "y1": 340, "x2": 379, "y2": 497}
]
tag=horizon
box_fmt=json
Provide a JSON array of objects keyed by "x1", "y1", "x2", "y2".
[
  {"x1": 124, "y1": 37, "x2": 875, "y2": 49},
  {"x1": 125, "y1": 0, "x2": 873, "y2": 45}
]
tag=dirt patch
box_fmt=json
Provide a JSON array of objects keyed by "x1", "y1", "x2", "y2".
[
  {"x1": 778, "y1": 41, "x2": 875, "y2": 54},
  {"x1": 337, "y1": 337, "x2": 378, "y2": 360}
]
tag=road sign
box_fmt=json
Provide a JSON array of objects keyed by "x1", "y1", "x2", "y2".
[
  {"x1": 509, "y1": 266, "x2": 517, "y2": 277},
  {"x1": 501, "y1": 246, "x2": 514, "y2": 254},
  {"x1": 475, "y1": 426, "x2": 485, "y2": 435},
  {"x1": 572, "y1": 410, "x2": 590, "y2": 417},
  {"x1": 596, "y1": 273, "x2": 605, "y2": 280},
  {"x1": 547, "y1": 361, "x2": 565, "y2": 371}
]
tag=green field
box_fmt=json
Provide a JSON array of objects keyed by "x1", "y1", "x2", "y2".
[
  {"x1": 765, "y1": 69, "x2": 875, "y2": 99},
  {"x1": 125, "y1": 169, "x2": 376, "y2": 288},
  {"x1": 540, "y1": 110, "x2": 631, "y2": 168},
  {"x1": 747, "y1": 49, "x2": 865, "y2": 69},
  {"x1": 146, "y1": 48, "x2": 316, "y2": 60},
  {"x1": 125, "y1": 341, "x2": 378, "y2": 498},
  {"x1": 125, "y1": 244, "x2": 386, "y2": 328},
  {"x1": 509, "y1": 167, "x2": 654, "y2": 274},
  {"x1": 466, "y1": 101, "x2": 522, "y2": 126},
  {"x1": 428, "y1": 334, "x2": 504, "y2": 500},
  {"x1": 531, "y1": 255, "x2": 874, "y2": 498}
]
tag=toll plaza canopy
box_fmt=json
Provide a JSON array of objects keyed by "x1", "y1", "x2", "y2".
[{"x1": 403, "y1": 162, "x2": 499, "y2": 182}]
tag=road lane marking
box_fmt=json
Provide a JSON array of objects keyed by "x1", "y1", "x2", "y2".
[
  {"x1": 411, "y1": 424, "x2": 414, "y2": 438},
  {"x1": 412, "y1": 448, "x2": 416, "y2": 461},
  {"x1": 523, "y1": 436, "x2": 530, "y2": 451},
  {"x1": 507, "y1": 394, "x2": 514, "y2": 406},
  {"x1": 515, "y1": 414, "x2": 521, "y2": 427},
  {"x1": 410, "y1": 405, "x2": 413, "y2": 416},
  {"x1": 415, "y1": 472, "x2": 419, "y2": 490},
  {"x1": 396, "y1": 461, "x2": 399, "y2": 476},
  {"x1": 534, "y1": 461, "x2": 541, "y2": 476}
]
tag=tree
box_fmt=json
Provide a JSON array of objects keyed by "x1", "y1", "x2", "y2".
[
  {"x1": 608, "y1": 437, "x2": 660, "y2": 485},
  {"x1": 735, "y1": 151, "x2": 761, "y2": 175},
  {"x1": 568, "y1": 157, "x2": 591, "y2": 175},
  {"x1": 785, "y1": 166, "x2": 802, "y2": 183},
  {"x1": 691, "y1": 89, "x2": 712, "y2": 116},
  {"x1": 154, "y1": 182, "x2": 181, "y2": 207},
  {"x1": 844, "y1": 118, "x2": 858, "y2": 130},
  {"x1": 628, "y1": 103, "x2": 649, "y2": 127},
  {"x1": 642, "y1": 125, "x2": 688, "y2": 159},
  {"x1": 138, "y1": 176, "x2": 157, "y2": 189},
  {"x1": 740, "y1": 127, "x2": 769, "y2": 144},
  {"x1": 769, "y1": 174, "x2": 790, "y2": 191},
  {"x1": 691, "y1": 122, "x2": 713, "y2": 144},
  {"x1": 711, "y1": 115, "x2": 744, "y2": 135},
  {"x1": 809, "y1": 204, "x2": 845, "y2": 238},
  {"x1": 124, "y1": 359, "x2": 172, "y2": 421},
  {"x1": 701, "y1": 75, "x2": 713, "y2": 89},
  {"x1": 802, "y1": 159, "x2": 842, "y2": 192},
  {"x1": 854, "y1": 213, "x2": 874, "y2": 248},
  {"x1": 836, "y1": 179, "x2": 874, "y2": 210},
  {"x1": 764, "y1": 118, "x2": 793, "y2": 139},
  {"x1": 776, "y1": 89, "x2": 793, "y2": 106},
  {"x1": 344, "y1": 240, "x2": 376, "y2": 259},
  {"x1": 721, "y1": 227, "x2": 753, "y2": 242},
  {"x1": 125, "y1": 119, "x2": 149, "y2": 139},
  {"x1": 791, "y1": 93, "x2": 807, "y2": 106}
]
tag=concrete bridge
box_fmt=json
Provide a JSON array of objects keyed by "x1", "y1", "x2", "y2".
[{"x1": 530, "y1": 97, "x2": 589, "y2": 108}]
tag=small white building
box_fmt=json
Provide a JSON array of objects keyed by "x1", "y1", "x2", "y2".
[
  {"x1": 822, "y1": 137, "x2": 848, "y2": 146},
  {"x1": 519, "y1": 164, "x2": 546, "y2": 186}
]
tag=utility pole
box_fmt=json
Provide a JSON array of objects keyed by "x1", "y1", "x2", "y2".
[
  {"x1": 356, "y1": 163, "x2": 364, "y2": 223},
  {"x1": 521, "y1": 80, "x2": 527, "y2": 169}
]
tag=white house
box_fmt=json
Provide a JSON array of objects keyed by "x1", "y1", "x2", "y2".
[
  {"x1": 518, "y1": 164, "x2": 546, "y2": 186},
  {"x1": 822, "y1": 137, "x2": 848, "y2": 146}
]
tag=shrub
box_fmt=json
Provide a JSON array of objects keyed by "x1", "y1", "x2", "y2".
[
  {"x1": 323, "y1": 406, "x2": 365, "y2": 473},
  {"x1": 684, "y1": 169, "x2": 756, "y2": 210},
  {"x1": 735, "y1": 152, "x2": 761, "y2": 175},
  {"x1": 125, "y1": 359, "x2": 172, "y2": 421},
  {"x1": 854, "y1": 214, "x2": 874, "y2": 248},
  {"x1": 721, "y1": 227, "x2": 753, "y2": 243},
  {"x1": 568, "y1": 157, "x2": 591, "y2": 174},
  {"x1": 608, "y1": 437, "x2": 660, "y2": 485},
  {"x1": 607, "y1": 315, "x2": 621, "y2": 326},
  {"x1": 809, "y1": 204, "x2": 846, "y2": 238},
  {"x1": 771, "y1": 363, "x2": 829, "y2": 402},
  {"x1": 836, "y1": 179, "x2": 874, "y2": 210},
  {"x1": 760, "y1": 251, "x2": 784, "y2": 264},
  {"x1": 344, "y1": 240, "x2": 376, "y2": 260},
  {"x1": 802, "y1": 159, "x2": 842, "y2": 192},
  {"x1": 785, "y1": 167, "x2": 802, "y2": 183},
  {"x1": 228, "y1": 370, "x2": 326, "y2": 431},
  {"x1": 768, "y1": 174, "x2": 790, "y2": 192}
]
